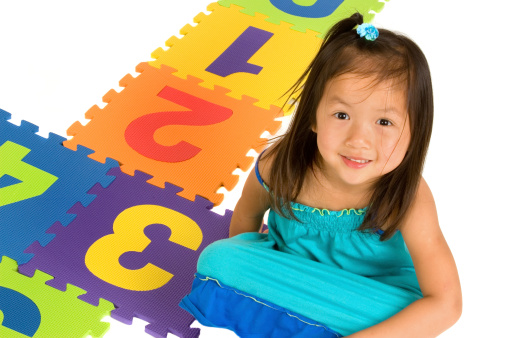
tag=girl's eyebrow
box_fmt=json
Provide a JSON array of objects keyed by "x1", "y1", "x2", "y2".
[
  {"x1": 329, "y1": 95, "x2": 404, "y2": 117},
  {"x1": 328, "y1": 95, "x2": 350, "y2": 106},
  {"x1": 376, "y1": 107, "x2": 404, "y2": 117}
]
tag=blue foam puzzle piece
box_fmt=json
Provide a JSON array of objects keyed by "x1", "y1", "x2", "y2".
[{"x1": 0, "y1": 108, "x2": 119, "y2": 264}]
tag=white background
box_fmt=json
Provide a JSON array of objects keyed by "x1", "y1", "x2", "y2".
[{"x1": 0, "y1": 0, "x2": 505, "y2": 337}]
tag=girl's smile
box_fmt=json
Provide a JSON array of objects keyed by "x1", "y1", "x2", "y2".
[
  {"x1": 341, "y1": 155, "x2": 372, "y2": 168},
  {"x1": 312, "y1": 74, "x2": 411, "y2": 193}
]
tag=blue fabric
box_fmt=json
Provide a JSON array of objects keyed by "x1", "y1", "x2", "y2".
[
  {"x1": 180, "y1": 273, "x2": 343, "y2": 337},
  {"x1": 180, "y1": 150, "x2": 423, "y2": 336}
]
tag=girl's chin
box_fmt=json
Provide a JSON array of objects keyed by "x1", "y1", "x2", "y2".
[{"x1": 336, "y1": 170, "x2": 380, "y2": 188}]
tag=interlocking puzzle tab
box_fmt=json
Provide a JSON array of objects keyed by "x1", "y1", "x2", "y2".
[
  {"x1": 0, "y1": 109, "x2": 118, "y2": 264},
  {"x1": 218, "y1": 0, "x2": 387, "y2": 38},
  {"x1": 149, "y1": 3, "x2": 322, "y2": 111},
  {"x1": 64, "y1": 63, "x2": 282, "y2": 206},
  {"x1": 0, "y1": 256, "x2": 114, "y2": 338},
  {"x1": 19, "y1": 167, "x2": 233, "y2": 338}
]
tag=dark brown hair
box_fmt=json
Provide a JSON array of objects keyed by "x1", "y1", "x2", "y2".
[{"x1": 262, "y1": 12, "x2": 433, "y2": 241}]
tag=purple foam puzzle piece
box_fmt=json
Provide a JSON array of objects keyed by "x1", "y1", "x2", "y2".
[{"x1": 19, "y1": 167, "x2": 232, "y2": 338}]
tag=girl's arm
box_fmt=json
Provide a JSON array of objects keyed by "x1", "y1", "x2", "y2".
[
  {"x1": 229, "y1": 158, "x2": 271, "y2": 238},
  {"x1": 346, "y1": 177, "x2": 462, "y2": 338}
]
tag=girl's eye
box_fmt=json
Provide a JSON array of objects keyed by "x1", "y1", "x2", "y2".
[
  {"x1": 334, "y1": 112, "x2": 349, "y2": 120},
  {"x1": 377, "y1": 119, "x2": 393, "y2": 126}
]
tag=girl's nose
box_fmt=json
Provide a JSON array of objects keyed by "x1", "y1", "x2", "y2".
[{"x1": 345, "y1": 122, "x2": 371, "y2": 149}]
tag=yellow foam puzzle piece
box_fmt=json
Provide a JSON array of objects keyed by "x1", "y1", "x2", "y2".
[{"x1": 150, "y1": 3, "x2": 322, "y2": 113}]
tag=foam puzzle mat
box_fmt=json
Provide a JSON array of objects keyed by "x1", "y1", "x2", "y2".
[{"x1": 1, "y1": 1, "x2": 389, "y2": 337}]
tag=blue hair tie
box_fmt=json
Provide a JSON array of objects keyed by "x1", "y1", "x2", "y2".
[{"x1": 357, "y1": 23, "x2": 379, "y2": 41}]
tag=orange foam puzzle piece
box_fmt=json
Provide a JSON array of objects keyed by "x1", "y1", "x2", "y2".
[{"x1": 64, "y1": 63, "x2": 283, "y2": 206}]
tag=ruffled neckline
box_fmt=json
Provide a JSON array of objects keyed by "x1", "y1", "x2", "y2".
[
  {"x1": 271, "y1": 201, "x2": 373, "y2": 234},
  {"x1": 289, "y1": 201, "x2": 368, "y2": 217}
]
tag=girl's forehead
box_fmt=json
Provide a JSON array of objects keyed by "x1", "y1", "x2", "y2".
[
  {"x1": 326, "y1": 73, "x2": 405, "y2": 93},
  {"x1": 323, "y1": 74, "x2": 408, "y2": 109}
]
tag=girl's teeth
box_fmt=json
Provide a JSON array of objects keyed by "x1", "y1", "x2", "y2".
[{"x1": 346, "y1": 157, "x2": 370, "y2": 163}]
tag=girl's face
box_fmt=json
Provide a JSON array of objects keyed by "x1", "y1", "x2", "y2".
[{"x1": 312, "y1": 74, "x2": 411, "y2": 193}]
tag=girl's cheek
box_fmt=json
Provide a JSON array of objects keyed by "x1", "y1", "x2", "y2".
[
  {"x1": 378, "y1": 133, "x2": 401, "y2": 157},
  {"x1": 379, "y1": 132, "x2": 410, "y2": 164}
]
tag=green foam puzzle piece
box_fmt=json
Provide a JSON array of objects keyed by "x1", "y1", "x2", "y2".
[
  {"x1": 0, "y1": 256, "x2": 114, "y2": 338},
  {"x1": 218, "y1": 0, "x2": 388, "y2": 38}
]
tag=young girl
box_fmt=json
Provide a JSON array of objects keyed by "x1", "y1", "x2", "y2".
[{"x1": 180, "y1": 13, "x2": 462, "y2": 337}]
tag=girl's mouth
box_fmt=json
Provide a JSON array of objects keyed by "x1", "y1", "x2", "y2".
[{"x1": 341, "y1": 155, "x2": 372, "y2": 168}]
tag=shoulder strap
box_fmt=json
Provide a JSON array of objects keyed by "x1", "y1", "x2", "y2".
[{"x1": 255, "y1": 149, "x2": 270, "y2": 192}]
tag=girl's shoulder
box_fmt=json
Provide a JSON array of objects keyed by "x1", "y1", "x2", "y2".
[{"x1": 398, "y1": 176, "x2": 436, "y2": 232}]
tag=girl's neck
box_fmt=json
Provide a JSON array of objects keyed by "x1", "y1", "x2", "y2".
[{"x1": 300, "y1": 165, "x2": 373, "y2": 211}]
